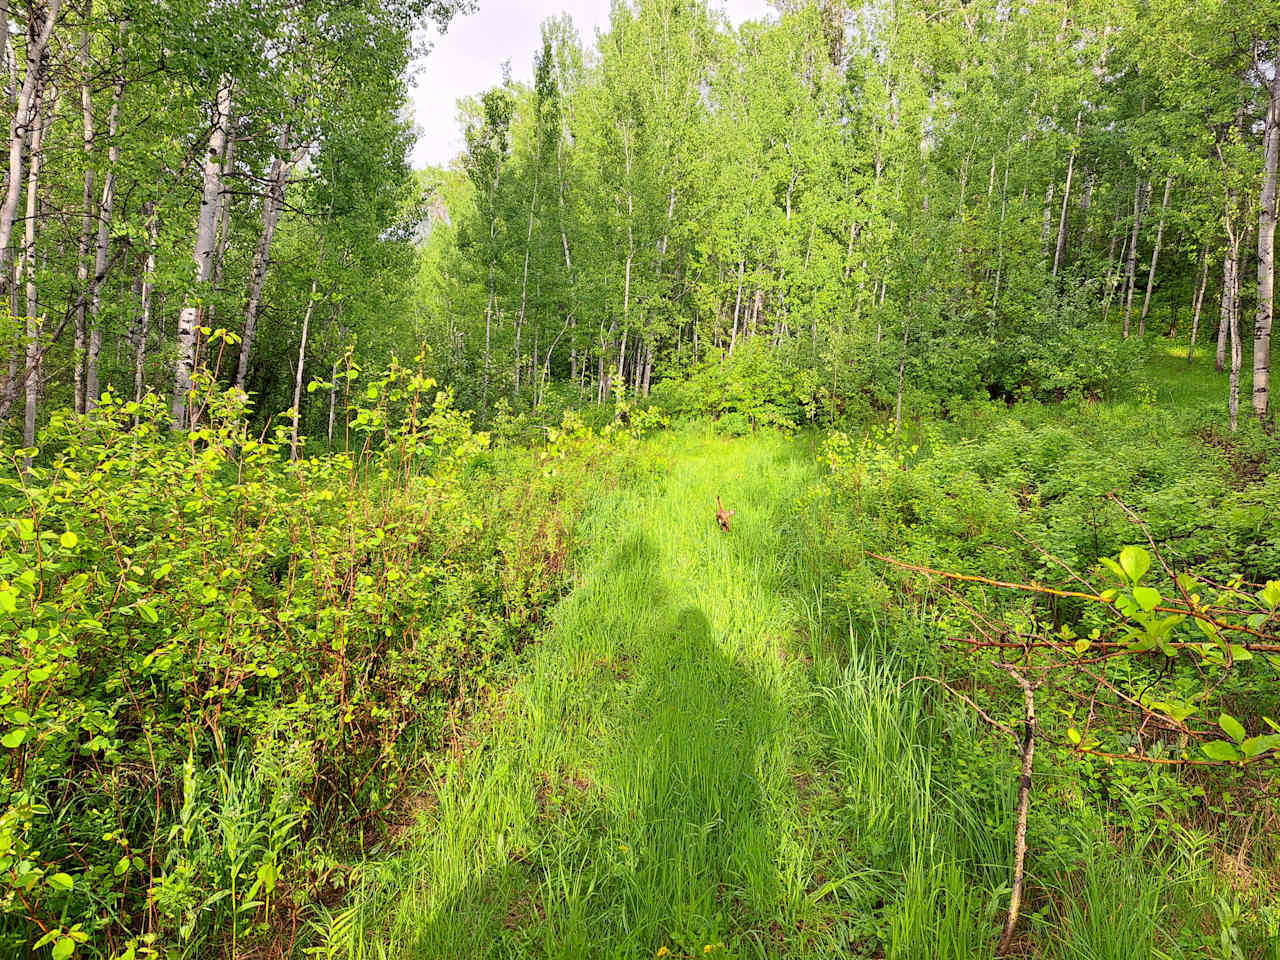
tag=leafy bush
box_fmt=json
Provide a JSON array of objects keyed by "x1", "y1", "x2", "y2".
[
  {"x1": 650, "y1": 339, "x2": 830, "y2": 431},
  {"x1": 0, "y1": 364, "x2": 626, "y2": 957}
]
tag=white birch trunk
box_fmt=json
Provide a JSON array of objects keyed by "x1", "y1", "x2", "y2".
[
  {"x1": 85, "y1": 78, "x2": 123, "y2": 412},
  {"x1": 172, "y1": 83, "x2": 232, "y2": 428},
  {"x1": 73, "y1": 7, "x2": 93, "y2": 413},
  {"x1": 1137, "y1": 174, "x2": 1172, "y2": 338},
  {"x1": 134, "y1": 218, "x2": 157, "y2": 405},
  {"x1": 1122, "y1": 176, "x2": 1147, "y2": 338},
  {"x1": 235, "y1": 127, "x2": 303, "y2": 389},
  {"x1": 21, "y1": 92, "x2": 50, "y2": 460},
  {"x1": 0, "y1": 0, "x2": 63, "y2": 279},
  {"x1": 1253, "y1": 52, "x2": 1280, "y2": 420},
  {"x1": 1188, "y1": 248, "x2": 1208, "y2": 364},
  {"x1": 290, "y1": 275, "x2": 319, "y2": 460}
]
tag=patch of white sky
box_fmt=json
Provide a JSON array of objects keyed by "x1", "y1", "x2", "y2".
[{"x1": 408, "y1": 0, "x2": 774, "y2": 169}]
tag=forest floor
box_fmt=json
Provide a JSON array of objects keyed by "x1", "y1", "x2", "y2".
[{"x1": 323, "y1": 348, "x2": 1277, "y2": 959}]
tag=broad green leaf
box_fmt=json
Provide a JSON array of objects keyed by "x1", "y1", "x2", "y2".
[
  {"x1": 1241, "y1": 734, "x2": 1280, "y2": 758},
  {"x1": 1218, "y1": 713, "x2": 1245, "y2": 743},
  {"x1": 2, "y1": 730, "x2": 25, "y2": 749},
  {"x1": 59, "y1": 531, "x2": 78, "y2": 549},
  {"x1": 1132, "y1": 586, "x2": 1161, "y2": 612},
  {"x1": 47, "y1": 872, "x2": 73, "y2": 891},
  {"x1": 1200, "y1": 740, "x2": 1241, "y2": 762},
  {"x1": 1099, "y1": 556, "x2": 1126, "y2": 582},
  {"x1": 1118, "y1": 546, "x2": 1150, "y2": 584}
]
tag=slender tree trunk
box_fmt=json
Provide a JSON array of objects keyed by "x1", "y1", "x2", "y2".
[
  {"x1": 997, "y1": 674, "x2": 1039, "y2": 956},
  {"x1": 1229, "y1": 248, "x2": 1242, "y2": 431},
  {"x1": 1253, "y1": 52, "x2": 1280, "y2": 421},
  {"x1": 73, "y1": 7, "x2": 94, "y2": 414},
  {"x1": 1052, "y1": 113, "x2": 1081, "y2": 277},
  {"x1": 1187, "y1": 248, "x2": 1209, "y2": 363},
  {"x1": 893, "y1": 312, "x2": 909, "y2": 456},
  {"x1": 515, "y1": 152, "x2": 541, "y2": 399},
  {"x1": 1138, "y1": 174, "x2": 1173, "y2": 337},
  {"x1": 85, "y1": 78, "x2": 123, "y2": 412},
  {"x1": 1077, "y1": 171, "x2": 1095, "y2": 253},
  {"x1": 1040, "y1": 181, "x2": 1055, "y2": 253},
  {"x1": 290, "y1": 274, "x2": 320, "y2": 461},
  {"x1": 134, "y1": 217, "x2": 157, "y2": 405},
  {"x1": 0, "y1": 0, "x2": 63, "y2": 282},
  {"x1": 172, "y1": 83, "x2": 232, "y2": 429},
  {"x1": 21, "y1": 91, "x2": 50, "y2": 464},
  {"x1": 1122, "y1": 175, "x2": 1148, "y2": 337},
  {"x1": 1217, "y1": 212, "x2": 1238, "y2": 373},
  {"x1": 236, "y1": 127, "x2": 302, "y2": 389}
]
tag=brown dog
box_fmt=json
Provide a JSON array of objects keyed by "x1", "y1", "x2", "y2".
[{"x1": 715, "y1": 496, "x2": 735, "y2": 532}]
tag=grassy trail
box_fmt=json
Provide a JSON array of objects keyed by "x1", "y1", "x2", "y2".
[{"x1": 329, "y1": 429, "x2": 878, "y2": 958}]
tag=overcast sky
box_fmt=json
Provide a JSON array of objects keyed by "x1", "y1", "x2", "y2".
[{"x1": 408, "y1": 0, "x2": 774, "y2": 169}]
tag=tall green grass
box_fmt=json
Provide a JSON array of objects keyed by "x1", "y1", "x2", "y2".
[{"x1": 320, "y1": 389, "x2": 1269, "y2": 958}]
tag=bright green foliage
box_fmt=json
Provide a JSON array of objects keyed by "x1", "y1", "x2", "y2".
[{"x1": 0, "y1": 367, "x2": 636, "y2": 955}]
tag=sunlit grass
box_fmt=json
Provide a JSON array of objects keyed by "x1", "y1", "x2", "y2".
[{"x1": 319, "y1": 368, "x2": 1261, "y2": 958}]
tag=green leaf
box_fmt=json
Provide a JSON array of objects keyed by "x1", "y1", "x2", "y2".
[
  {"x1": 1200, "y1": 740, "x2": 1241, "y2": 762},
  {"x1": 1219, "y1": 713, "x2": 1246, "y2": 743},
  {"x1": 51, "y1": 936, "x2": 74, "y2": 960},
  {"x1": 2, "y1": 730, "x2": 26, "y2": 749},
  {"x1": 1118, "y1": 546, "x2": 1150, "y2": 584},
  {"x1": 1241, "y1": 734, "x2": 1280, "y2": 758},
  {"x1": 59, "y1": 531, "x2": 78, "y2": 549},
  {"x1": 1132, "y1": 586, "x2": 1161, "y2": 612},
  {"x1": 47, "y1": 872, "x2": 73, "y2": 891},
  {"x1": 1099, "y1": 556, "x2": 1126, "y2": 582},
  {"x1": 1067, "y1": 727, "x2": 1082, "y2": 745},
  {"x1": 1259, "y1": 581, "x2": 1280, "y2": 611},
  {"x1": 136, "y1": 603, "x2": 158, "y2": 624}
]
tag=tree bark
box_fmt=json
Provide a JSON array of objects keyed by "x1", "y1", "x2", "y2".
[
  {"x1": 20, "y1": 89, "x2": 51, "y2": 463},
  {"x1": 0, "y1": 0, "x2": 63, "y2": 283},
  {"x1": 1052, "y1": 113, "x2": 1081, "y2": 277},
  {"x1": 236, "y1": 126, "x2": 303, "y2": 389},
  {"x1": 73, "y1": 5, "x2": 94, "y2": 413},
  {"x1": 1253, "y1": 51, "x2": 1280, "y2": 421},
  {"x1": 85, "y1": 76, "x2": 123, "y2": 412},
  {"x1": 997, "y1": 673, "x2": 1038, "y2": 956},
  {"x1": 290, "y1": 274, "x2": 320, "y2": 460},
  {"x1": 134, "y1": 217, "x2": 157, "y2": 406},
  {"x1": 1217, "y1": 206, "x2": 1239, "y2": 374},
  {"x1": 172, "y1": 83, "x2": 232, "y2": 428},
  {"x1": 1188, "y1": 248, "x2": 1208, "y2": 364},
  {"x1": 1138, "y1": 175, "x2": 1172, "y2": 338},
  {"x1": 1122, "y1": 176, "x2": 1148, "y2": 338}
]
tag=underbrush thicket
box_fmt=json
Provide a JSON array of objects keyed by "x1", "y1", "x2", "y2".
[
  {"x1": 648, "y1": 309, "x2": 1141, "y2": 438},
  {"x1": 810, "y1": 358, "x2": 1280, "y2": 956},
  {"x1": 0, "y1": 365, "x2": 648, "y2": 958}
]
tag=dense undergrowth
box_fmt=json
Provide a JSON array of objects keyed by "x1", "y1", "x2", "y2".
[
  {"x1": 317, "y1": 350, "x2": 1277, "y2": 959},
  {"x1": 0, "y1": 364, "x2": 648, "y2": 958},
  {"x1": 2, "y1": 347, "x2": 1277, "y2": 959},
  {"x1": 810, "y1": 350, "x2": 1280, "y2": 957}
]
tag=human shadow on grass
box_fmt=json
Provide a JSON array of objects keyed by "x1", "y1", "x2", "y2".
[{"x1": 381, "y1": 533, "x2": 792, "y2": 959}]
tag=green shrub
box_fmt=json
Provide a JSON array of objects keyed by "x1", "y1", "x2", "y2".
[{"x1": 0, "y1": 365, "x2": 625, "y2": 957}]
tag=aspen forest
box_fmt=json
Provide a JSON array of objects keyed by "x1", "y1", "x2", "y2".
[{"x1": 1, "y1": 0, "x2": 1280, "y2": 957}]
